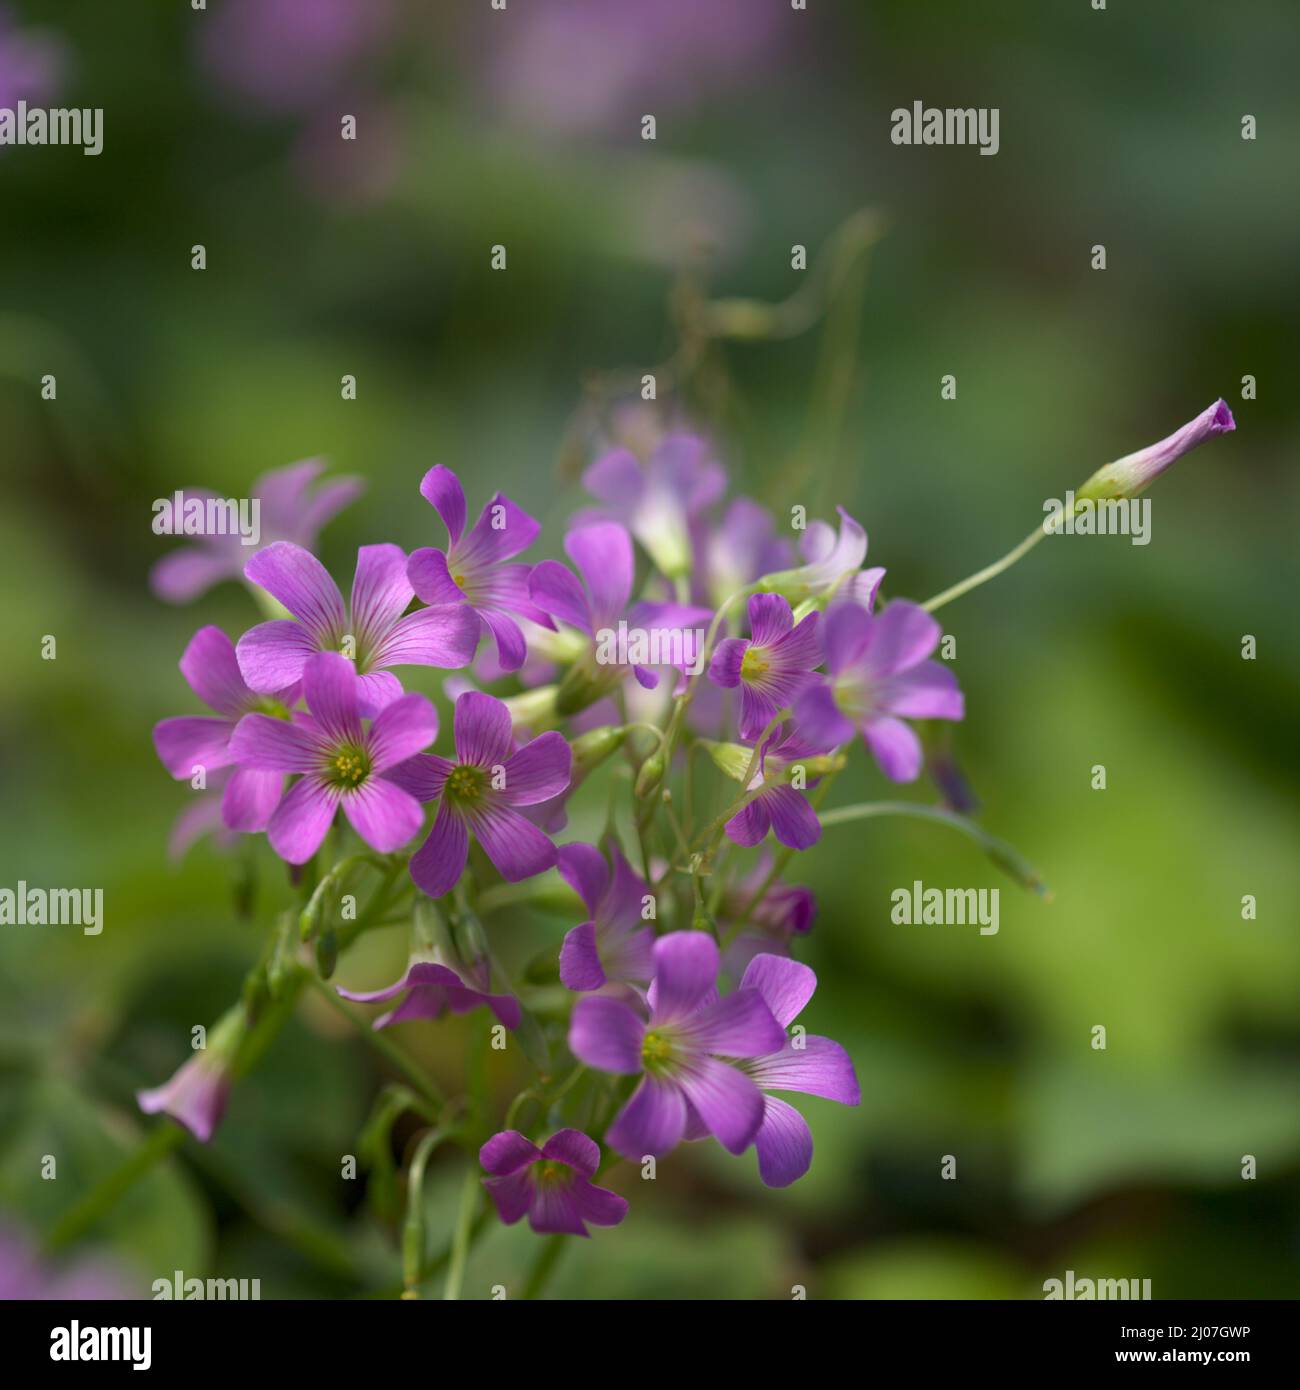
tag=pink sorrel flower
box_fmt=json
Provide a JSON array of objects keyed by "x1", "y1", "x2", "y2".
[
  {"x1": 794, "y1": 601, "x2": 963, "y2": 783},
  {"x1": 229, "y1": 651, "x2": 435, "y2": 863},
  {"x1": 393, "y1": 691, "x2": 572, "y2": 900},
  {"x1": 337, "y1": 959, "x2": 519, "y2": 1032},
  {"x1": 406, "y1": 465, "x2": 554, "y2": 673},
  {"x1": 733, "y1": 954, "x2": 860, "y2": 1187},
  {"x1": 1075, "y1": 398, "x2": 1236, "y2": 502},
  {"x1": 237, "y1": 541, "x2": 479, "y2": 713},
  {"x1": 480, "y1": 1129, "x2": 627, "y2": 1237},
  {"x1": 153, "y1": 625, "x2": 297, "y2": 833},
  {"x1": 137, "y1": 1006, "x2": 245, "y2": 1143},
  {"x1": 150, "y1": 458, "x2": 362, "y2": 603},
  {"x1": 723, "y1": 727, "x2": 829, "y2": 852},
  {"x1": 569, "y1": 933, "x2": 786, "y2": 1160},
  {"x1": 708, "y1": 593, "x2": 821, "y2": 740},
  {"x1": 556, "y1": 840, "x2": 655, "y2": 991}
]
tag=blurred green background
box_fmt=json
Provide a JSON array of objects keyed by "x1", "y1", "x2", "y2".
[{"x1": 1, "y1": 0, "x2": 1297, "y2": 1299}]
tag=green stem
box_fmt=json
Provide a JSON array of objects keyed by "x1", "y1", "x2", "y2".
[
  {"x1": 402, "y1": 1126, "x2": 455, "y2": 1297},
  {"x1": 306, "y1": 973, "x2": 446, "y2": 1107},
  {"x1": 443, "y1": 1164, "x2": 481, "y2": 1301},
  {"x1": 921, "y1": 510, "x2": 1067, "y2": 614},
  {"x1": 521, "y1": 1233, "x2": 568, "y2": 1300},
  {"x1": 44, "y1": 1121, "x2": 185, "y2": 1254},
  {"x1": 819, "y1": 801, "x2": 1050, "y2": 897}
]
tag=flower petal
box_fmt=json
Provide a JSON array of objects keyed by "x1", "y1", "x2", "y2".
[
  {"x1": 821, "y1": 601, "x2": 873, "y2": 676},
  {"x1": 707, "y1": 636, "x2": 747, "y2": 689},
  {"x1": 153, "y1": 716, "x2": 235, "y2": 778},
  {"x1": 556, "y1": 842, "x2": 609, "y2": 916},
  {"x1": 570, "y1": 1177, "x2": 629, "y2": 1229},
  {"x1": 244, "y1": 542, "x2": 345, "y2": 643},
  {"x1": 479, "y1": 607, "x2": 526, "y2": 673},
  {"x1": 565, "y1": 522, "x2": 632, "y2": 629},
  {"x1": 879, "y1": 660, "x2": 964, "y2": 721},
  {"x1": 408, "y1": 804, "x2": 470, "y2": 898},
  {"x1": 677, "y1": 1056, "x2": 766, "y2": 1155},
  {"x1": 752, "y1": 1095, "x2": 813, "y2": 1187},
  {"x1": 228, "y1": 711, "x2": 322, "y2": 772},
  {"x1": 528, "y1": 558, "x2": 592, "y2": 635},
  {"x1": 302, "y1": 652, "x2": 363, "y2": 745},
  {"x1": 680, "y1": 988, "x2": 787, "y2": 1058},
  {"x1": 452, "y1": 690, "x2": 514, "y2": 768},
  {"x1": 350, "y1": 543, "x2": 412, "y2": 652},
  {"x1": 559, "y1": 921, "x2": 606, "y2": 991},
  {"x1": 469, "y1": 801, "x2": 557, "y2": 882},
  {"x1": 179, "y1": 626, "x2": 252, "y2": 717},
  {"x1": 862, "y1": 600, "x2": 941, "y2": 678},
  {"x1": 738, "y1": 952, "x2": 815, "y2": 1029},
  {"x1": 607, "y1": 1076, "x2": 686, "y2": 1159},
  {"x1": 480, "y1": 1129, "x2": 542, "y2": 1177},
  {"x1": 384, "y1": 752, "x2": 453, "y2": 803},
  {"x1": 724, "y1": 797, "x2": 770, "y2": 848},
  {"x1": 419, "y1": 464, "x2": 467, "y2": 546},
  {"x1": 649, "y1": 932, "x2": 721, "y2": 1023},
  {"x1": 369, "y1": 604, "x2": 480, "y2": 671},
  {"x1": 220, "y1": 767, "x2": 283, "y2": 832},
  {"x1": 366, "y1": 693, "x2": 438, "y2": 772},
  {"x1": 456, "y1": 492, "x2": 542, "y2": 567},
  {"x1": 236, "y1": 619, "x2": 321, "y2": 692},
  {"x1": 341, "y1": 777, "x2": 424, "y2": 854},
  {"x1": 406, "y1": 545, "x2": 462, "y2": 607},
  {"x1": 747, "y1": 593, "x2": 794, "y2": 647},
  {"x1": 764, "y1": 784, "x2": 821, "y2": 850},
  {"x1": 791, "y1": 683, "x2": 855, "y2": 749},
  {"x1": 539, "y1": 1128, "x2": 601, "y2": 1178},
  {"x1": 500, "y1": 731, "x2": 572, "y2": 805},
  {"x1": 569, "y1": 996, "x2": 644, "y2": 1074},
  {"x1": 863, "y1": 715, "x2": 923, "y2": 782},
  {"x1": 749, "y1": 1034, "x2": 861, "y2": 1105},
  {"x1": 267, "y1": 775, "x2": 339, "y2": 863},
  {"x1": 150, "y1": 546, "x2": 238, "y2": 604}
]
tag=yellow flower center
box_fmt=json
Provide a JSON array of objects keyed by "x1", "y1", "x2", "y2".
[
  {"x1": 446, "y1": 764, "x2": 484, "y2": 802},
  {"x1": 740, "y1": 646, "x2": 770, "y2": 681},
  {"x1": 329, "y1": 745, "x2": 371, "y2": 788}
]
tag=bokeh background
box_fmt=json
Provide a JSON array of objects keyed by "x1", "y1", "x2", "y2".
[{"x1": 1, "y1": 0, "x2": 1297, "y2": 1299}]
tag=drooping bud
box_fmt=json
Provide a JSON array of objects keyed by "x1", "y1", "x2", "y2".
[
  {"x1": 1075, "y1": 399, "x2": 1235, "y2": 503},
  {"x1": 136, "y1": 1004, "x2": 245, "y2": 1143}
]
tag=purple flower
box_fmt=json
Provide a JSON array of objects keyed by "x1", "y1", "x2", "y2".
[
  {"x1": 569, "y1": 933, "x2": 786, "y2": 1160},
  {"x1": 150, "y1": 458, "x2": 362, "y2": 604},
  {"x1": 756, "y1": 505, "x2": 884, "y2": 605},
  {"x1": 0, "y1": 1227, "x2": 137, "y2": 1301},
  {"x1": 794, "y1": 601, "x2": 963, "y2": 783},
  {"x1": 394, "y1": 692, "x2": 571, "y2": 900},
  {"x1": 709, "y1": 593, "x2": 821, "y2": 740},
  {"x1": 198, "y1": 0, "x2": 395, "y2": 117},
  {"x1": 733, "y1": 954, "x2": 860, "y2": 1187},
  {"x1": 718, "y1": 859, "x2": 817, "y2": 982},
  {"x1": 480, "y1": 1129, "x2": 627, "y2": 1237},
  {"x1": 1076, "y1": 398, "x2": 1236, "y2": 502},
  {"x1": 581, "y1": 434, "x2": 725, "y2": 578},
  {"x1": 406, "y1": 465, "x2": 554, "y2": 674},
  {"x1": 153, "y1": 626, "x2": 297, "y2": 833},
  {"x1": 136, "y1": 1006, "x2": 245, "y2": 1144},
  {"x1": 697, "y1": 496, "x2": 792, "y2": 608},
  {"x1": 237, "y1": 541, "x2": 479, "y2": 713},
  {"x1": 229, "y1": 652, "x2": 435, "y2": 864},
  {"x1": 0, "y1": 4, "x2": 65, "y2": 111},
  {"x1": 557, "y1": 841, "x2": 655, "y2": 991},
  {"x1": 337, "y1": 959, "x2": 519, "y2": 1032},
  {"x1": 529, "y1": 521, "x2": 710, "y2": 711},
  {"x1": 724, "y1": 728, "x2": 828, "y2": 852}
]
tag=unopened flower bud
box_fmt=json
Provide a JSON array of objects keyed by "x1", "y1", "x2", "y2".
[{"x1": 1075, "y1": 399, "x2": 1235, "y2": 503}]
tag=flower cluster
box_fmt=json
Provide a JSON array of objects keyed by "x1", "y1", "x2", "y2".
[{"x1": 141, "y1": 400, "x2": 1233, "y2": 1260}]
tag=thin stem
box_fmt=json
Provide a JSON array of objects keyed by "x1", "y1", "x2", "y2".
[
  {"x1": 819, "y1": 801, "x2": 1050, "y2": 897},
  {"x1": 44, "y1": 1121, "x2": 185, "y2": 1254},
  {"x1": 921, "y1": 510, "x2": 1066, "y2": 615},
  {"x1": 443, "y1": 1164, "x2": 481, "y2": 1301},
  {"x1": 521, "y1": 1233, "x2": 568, "y2": 1300},
  {"x1": 402, "y1": 1126, "x2": 455, "y2": 1298},
  {"x1": 306, "y1": 973, "x2": 446, "y2": 1107}
]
